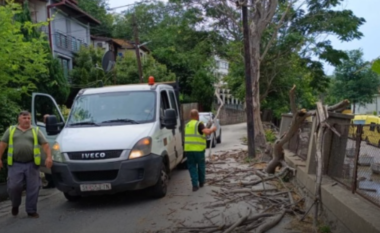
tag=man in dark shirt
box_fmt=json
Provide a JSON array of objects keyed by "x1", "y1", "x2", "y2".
[{"x1": 0, "y1": 111, "x2": 53, "y2": 218}]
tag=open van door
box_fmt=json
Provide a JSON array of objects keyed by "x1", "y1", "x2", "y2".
[{"x1": 31, "y1": 93, "x2": 65, "y2": 174}]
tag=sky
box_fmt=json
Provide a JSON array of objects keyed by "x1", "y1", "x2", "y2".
[{"x1": 107, "y1": 0, "x2": 379, "y2": 75}]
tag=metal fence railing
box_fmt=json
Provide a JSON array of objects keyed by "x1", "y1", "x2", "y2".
[{"x1": 329, "y1": 124, "x2": 380, "y2": 208}]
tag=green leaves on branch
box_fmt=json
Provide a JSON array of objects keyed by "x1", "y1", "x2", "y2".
[
  {"x1": 0, "y1": 1, "x2": 49, "y2": 97},
  {"x1": 115, "y1": 52, "x2": 176, "y2": 85},
  {"x1": 371, "y1": 59, "x2": 380, "y2": 75},
  {"x1": 0, "y1": 0, "x2": 56, "y2": 135},
  {"x1": 70, "y1": 46, "x2": 108, "y2": 87},
  {"x1": 77, "y1": 0, "x2": 114, "y2": 37},
  {"x1": 328, "y1": 50, "x2": 380, "y2": 107}
]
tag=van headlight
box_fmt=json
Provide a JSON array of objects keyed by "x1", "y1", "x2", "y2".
[
  {"x1": 52, "y1": 142, "x2": 65, "y2": 162},
  {"x1": 129, "y1": 137, "x2": 152, "y2": 159}
]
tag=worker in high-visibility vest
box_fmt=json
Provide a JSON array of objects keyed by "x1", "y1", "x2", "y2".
[
  {"x1": 184, "y1": 109, "x2": 217, "y2": 192},
  {"x1": 0, "y1": 111, "x2": 53, "y2": 218}
]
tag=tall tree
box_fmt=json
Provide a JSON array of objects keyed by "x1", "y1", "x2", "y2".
[
  {"x1": 113, "y1": 1, "x2": 222, "y2": 110},
  {"x1": 330, "y1": 50, "x2": 380, "y2": 113},
  {"x1": 179, "y1": 0, "x2": 365, "y2": 148},
  {"x1": 77, "y1": 0, "x2": 114, "y2": 37},
  {"x1": 0, "y1": 1, "x2": 49, "y2": 132}
]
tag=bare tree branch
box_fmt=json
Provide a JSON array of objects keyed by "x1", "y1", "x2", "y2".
[
  {"x1": 289, "y1": 84, "x2": 297, "y2": 115},
  {"x1": 261, "y1": 0, "x2": 294, "y2": 61}
]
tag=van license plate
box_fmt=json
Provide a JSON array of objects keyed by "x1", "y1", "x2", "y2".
[{"x1": 80, "y1": 183, "x2": 111, "y2": 192}]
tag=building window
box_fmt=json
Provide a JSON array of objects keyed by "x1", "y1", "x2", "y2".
[
  {"x1": 55, "y1": 32, "x2": 68, "y2": 49},
  {"x1": 71, "y1": 37, "x2": 76, "y2": 51},
  {"x1": 58, "y1": 57, "x2": 70, "y2": 82},
  {"x1": 55, "y1": 31, "x2": 86, "y2": 53}
]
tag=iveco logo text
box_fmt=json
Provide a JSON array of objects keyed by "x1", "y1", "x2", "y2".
[{"x1": 81, "y1": 152, "x2": 106, "y2": 159}]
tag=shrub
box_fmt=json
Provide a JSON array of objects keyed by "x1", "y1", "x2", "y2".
[{"x1": 265, "y1": 129, "x2": 277, "y2": 143}]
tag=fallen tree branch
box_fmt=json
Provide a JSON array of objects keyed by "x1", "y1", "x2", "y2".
[
  {"x1": 222, "y1": 208, "x2": 251, "y2": 233},
  {"x1": 255, "y1": 210, "x2": 286, "y2": 233}
]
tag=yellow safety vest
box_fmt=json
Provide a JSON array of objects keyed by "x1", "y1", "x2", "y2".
[
  {"x1": 184, "y1": 120, "x2": 206, "y2": 152},
  {"x1": 8, "y1": 126, "x2": 41, "y2": 166}
]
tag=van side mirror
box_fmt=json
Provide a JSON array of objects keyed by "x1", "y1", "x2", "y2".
[
  {"x1": 163, "y1": 109, "x2": 177, "y2": 129},
  {"x1": 46, "y1": 115, "x2": 63, "y2": 135}
]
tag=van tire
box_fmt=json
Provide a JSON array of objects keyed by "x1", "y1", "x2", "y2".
[
  {"x1": 212, "y1": 134, "x2": 217, "y2": 148},
  {"x1": 150, "y1": 163, "x2": 168, "y2": 198},
  {"x1": 64, "y1": 192, "x2": 81, "y2": 202},
  {"x1": 178, "y1": 157, "x2": 188, "y2": 169},
  {"x1": 217, "y1": 129, "x2": 222, "y2": 143}
]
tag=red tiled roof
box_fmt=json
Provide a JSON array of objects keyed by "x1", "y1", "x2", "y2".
[{"x1": 111, "y1": 39, "x2": 135, "y2": 49}]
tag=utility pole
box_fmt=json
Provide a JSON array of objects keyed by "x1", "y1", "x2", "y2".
[
  {"x1": 133, "y1": 14, "x2": 143, "y2": 83},
  {"x1": 242, "y1": 3, "x2": 256, "y2": 157}
]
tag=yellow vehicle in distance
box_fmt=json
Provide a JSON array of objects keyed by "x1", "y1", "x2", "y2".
[
  {"x1": 348, "y1": 115, "x2": 368, "y2": 139},
  {"x1": 363, "y1": 115, "x2": 380, "y2": 147}
]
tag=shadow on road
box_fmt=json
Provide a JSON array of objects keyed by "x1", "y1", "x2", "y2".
[{"x1": 60, "y1": 169, "x2": 186, "y2": 210}]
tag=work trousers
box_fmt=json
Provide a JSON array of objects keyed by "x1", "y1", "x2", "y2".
[
  {"x1": 7, "y1": 162, "x2": 41, "y2": 213},
  {"x1": 186, "y1": 151, "x2": 206, "y2": 187}
]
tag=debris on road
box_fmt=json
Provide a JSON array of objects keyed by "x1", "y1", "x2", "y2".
[{"x1": 174, "y1": 149, "x2": 307, "y2": 233}]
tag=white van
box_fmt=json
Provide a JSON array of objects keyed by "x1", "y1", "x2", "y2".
[{"x1": 32, "y1": 79, "x2": 185, "y2": 201}]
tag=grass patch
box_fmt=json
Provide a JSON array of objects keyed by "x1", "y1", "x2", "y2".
[{"x1": 319, "y1": 225, "x2": 331, "y2": 233}]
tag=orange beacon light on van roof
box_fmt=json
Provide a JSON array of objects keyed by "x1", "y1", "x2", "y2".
[{"x1": 148, "y1": 76, "x2": 155, "y2": 85}]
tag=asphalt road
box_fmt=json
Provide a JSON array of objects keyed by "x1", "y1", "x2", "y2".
[{"x1": 0, "y1": 123, "x2": 250, "y2": 233}]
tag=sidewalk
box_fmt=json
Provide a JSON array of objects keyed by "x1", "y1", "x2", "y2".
[{"x1": 168, "y1": 149, "x2": 314, "y2": 233}]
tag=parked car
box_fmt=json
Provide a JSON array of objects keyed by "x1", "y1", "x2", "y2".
[{"x1": 199, "y1": 112, "x2": 222, "y2": 147}]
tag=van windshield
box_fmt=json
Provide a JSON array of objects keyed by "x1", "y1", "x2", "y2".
[{"x1": 67, "y1": 91, "x2": 156, "y2": 126}]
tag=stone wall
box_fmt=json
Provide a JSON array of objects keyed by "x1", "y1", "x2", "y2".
[{"x1": 217, "y1": 105, "x2": 246, "y2": 125}]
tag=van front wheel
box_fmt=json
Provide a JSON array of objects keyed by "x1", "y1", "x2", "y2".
[{"x1": 150, "y1": 163, "x2": 168, "y2": 198}]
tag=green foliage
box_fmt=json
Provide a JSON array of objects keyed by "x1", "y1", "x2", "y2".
[
  {"x1": 0, "y1": 97, "x2": 20, "y2": 134},
  {"x1": 70, "y1": 46, "x2": 109, "y2": 87},
  {"x1": 0, "y1": 0, "x2": 48, "y2": 133},
  {"x1": 329, "y1": 50, "x2": 380, "y2": 107},
  {"x1": 0, "y1": 1, "x2": 48, "y2": 92},
  {"x1": 190, "y1": 64, "x2": 216, "y2": 111},
  {"x1": 77, "y1": 0, "x2": 114, "y2": 37},
  {"x1": 219, "y1": 0, "x2": 365, "y2": 117},
  {"x1": 59, "y1": 105, "x2": 71, "y2": 120},
  {"x1": 265, "y1": 129, "x2": 277, "y2": 143},
  {"x1": 318, "y1": 225, "x2": 331, "y2": 233},
  {"x1": 14, "y1": 0, "x2": 70, "y2": 107},
  {"x1": 115, "y1": 52, "x2": 176, "y2": 84},
  {"x1": 113, "y1": 2, "x2": 220, "y2": 109},
  {"x1": 372, "y1": 59, "x2": 380, "y2": 75}
]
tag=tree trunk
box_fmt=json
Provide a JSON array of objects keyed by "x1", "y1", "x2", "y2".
[{"x1": 250, "y1": 24, "x2": 266, "y2": 149}]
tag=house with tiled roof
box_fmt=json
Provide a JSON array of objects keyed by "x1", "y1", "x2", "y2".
[{"x1": 91, "y1": 36, "x2": 150, "y2": 59}]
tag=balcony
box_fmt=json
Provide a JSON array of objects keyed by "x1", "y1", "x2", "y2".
[{"x1": 55, "y1": 31, "x2": 88, "y2": 53}]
